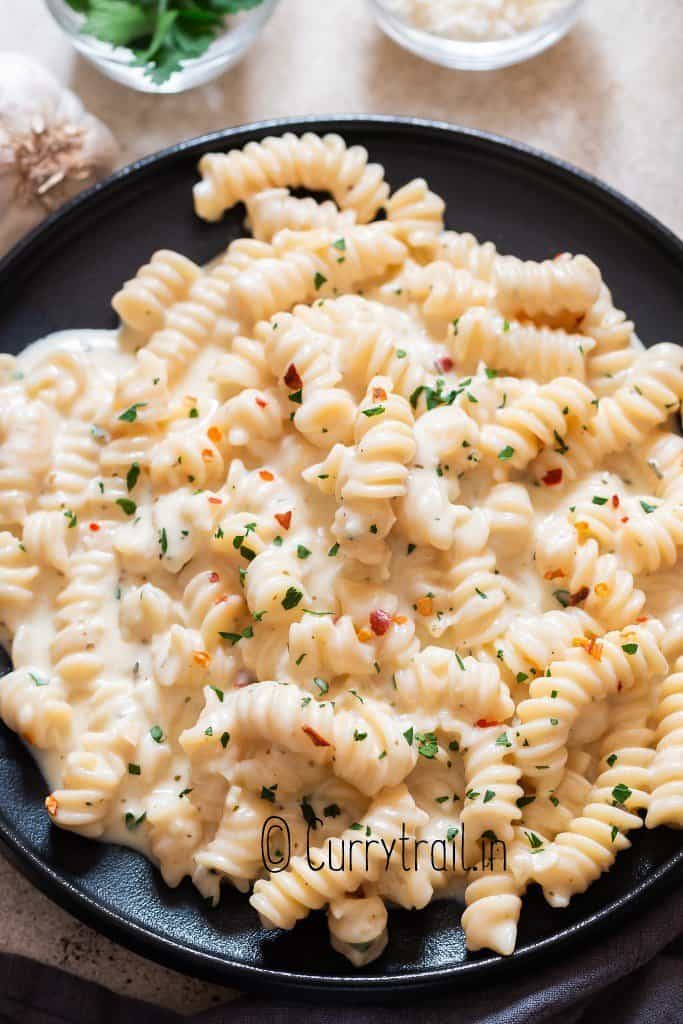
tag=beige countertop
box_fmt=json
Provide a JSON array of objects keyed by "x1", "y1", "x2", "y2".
[{"x1": 0, "y1": 0, "x2": 682, "y2": 1014}]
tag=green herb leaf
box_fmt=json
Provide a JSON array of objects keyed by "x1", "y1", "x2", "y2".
[
  {"x1": 126, "y1": 462, "x2": 140, "y2": 491},
  {"x1": 118, "y1": 401, "x2": 147, "y2": 422},
  {"x1": 281, "y1": 586, "x2": 303, "y2": 610},
  {"x1": 612, "y1": 783, "x2": 632, "y2": 805},
  {"x1": 116, "y1": 497, "x2": 137, "y2": 516}
]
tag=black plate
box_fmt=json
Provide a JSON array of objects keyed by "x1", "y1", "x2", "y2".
[{"x1": 0, "y1": 116, "x2": 681, "y2": 1000}]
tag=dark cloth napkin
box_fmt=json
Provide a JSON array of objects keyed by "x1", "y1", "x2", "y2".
[{"x1": 1, "y1": 885, "x2": 681, "y2": 1024}]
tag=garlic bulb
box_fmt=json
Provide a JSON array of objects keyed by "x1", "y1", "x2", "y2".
[{"x1": 0, "y1": 54, "x2": 120, "y2": 256}]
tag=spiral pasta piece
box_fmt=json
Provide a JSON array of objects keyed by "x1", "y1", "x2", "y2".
[
  {"x1": 461, "y1": 867, "x2": 522, "y2": 956},
  {"x1": 450, "y1": 307, "x2": 594, "y2": 382},
  {"x1": 494, "y1": 253, "x2": 602, "y2": 320},
  {"x1": 642, "y1": 431, "x2": 683, "y2": 503},
  {"x1": 147, "y1": 789, "x2": 204, "y2": 887},
  {"x1": 22, "y1": 509, "x2": 71, "y2": 573},
  {"x1": 0, "y1": 666, "x2": 71, "y2": 749},
  {"x1": 531, "y1": 343, "x2": 683, "y2": 485},
  {"x1": 0, "y1": 532, "x2": 39, "y2": 623},
  {"x1": 24, "y1": 349, "x2": 89, "y2": 413},
  {"x1": 394, "y1": 646, "x2": 514, "y2": 726},
  {"x1": 618, "y1": 502, "x2": 683, "y2": 574},
  {"x1": 435, "y1": 230, "x2": 498, "y2": 280},
  {"x1": 0, "y1": 395, "x2": 52, "y2": 526},
  {"x1": 112, "y1": 250, "x2": 200, "y2": 337},
  {"x1": 406, "y1": 261, "x2": 493, "y2": 320},
  {"x1": 532, "y1": 683, "x2": 654, "y2": 906},
  {"x1": 490, "y1": 607, "x2": 601, "y2": 687},
  {"x1": 514, "y1": 621, "x2": 666, "y2": 788},
  {"x1": 246, "y1": 187, "x2": 355, "y2": 241},
  {"x1": 211, "y1": 334, "x2": 272, "y2": 398},
  {"x1": 481, "y1": 378, "x2": 596, "y2": 471},
  {"x1": 228, "y1": 225, "x2": 406, "y2": 325},
  {"x1": 46, "y1": 720, "x2": 136, "y2": 838},
  {"x1": 384, "y1": 178, "x2": 445, "y2": 249},
  {"x1": 181, "y1": 681, "x2": 335, "y2": 766},
  {"x1": 194, "y1": 784, "x2": 270, "y2": 892},
  {"x1": 327, "y1": 895, "x2": 388, "y2": 967},
  {"x1": 39, "y1": 421, "x2": 100, "y2": 511},
  {"x1": 579, "y1": 284, "x2": 637, "y2": 392},
  {"x1": 50, "y1": 549, "x2": 117, "y2": 687},
  {"x1": 255, "y1": 313, "x2": 341, "y2": 393},
  {"x1": 536, "y1": 527, "x2": 645, "y2": 630},
  {"x1": 647, "y1": 653, "x2": 683, "y2": 829},
  {"x1": 249, "y1": 785, "x2": 427, "y2": 930},
  {"x1": 288, "y1": 614, "x2": 375, "y2": 678},
  {"x1": 460, "y1": 723, "x2": 523, "y2": 852},
  {"x1": 332, "y1": 697, "x2": 417, "y2": 796},
  {"x1": 182, "y1": 570, "x2": 245, "y2": 651},
  {"x1": 194, "y1": 132, "x2": 389, "y2": 224}
]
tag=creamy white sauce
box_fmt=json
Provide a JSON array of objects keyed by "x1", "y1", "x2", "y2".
[{"x1": 0, "y1": 219, "x2": 680, "y2": 968}]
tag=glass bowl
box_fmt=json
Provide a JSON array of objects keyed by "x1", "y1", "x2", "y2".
[
  {"x1": 45, "y1": 0, "x2": 280, "y2": 94},
  {"x1": 367, "y1": 0, "x2": 586, "y2": 70}
]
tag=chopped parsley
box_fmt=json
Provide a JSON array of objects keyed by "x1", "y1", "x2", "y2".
[
  {"x1": 116, "y1": 497, "x2": 137, "y2": 516},
  {"x1": 126, "y1": 462, "x2": 140, "y2": 491},
  {"x1": 281, "y1": 586, "x2": 303, "y2": 610},
  {"x1": 118, "y1": 402, "x2": 147, "y2": 423}
]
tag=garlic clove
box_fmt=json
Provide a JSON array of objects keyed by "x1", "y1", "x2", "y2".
[{"x1": 0, "y1": 54, "x2": 120, "y2": 256}]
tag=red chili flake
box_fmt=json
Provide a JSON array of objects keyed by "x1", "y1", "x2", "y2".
[
  {"x1": 89, "y1": 522, "x2": 100, "y2": 532},
  {"x1": 585, "y1": 634, "x2": 602, "y2": 659},
  {"x1": 209, "y1": 572, "x2": 220, "y2": 583},
  {"x1": 577, "y1": 636, "x2": 603, "y2": 661},
  {"x1": 208, "y1": 497, "x2": 222, "y2": 505},
  {"x1": 621, "y1": 516, "x2": 629, "y2": 523},
  {"x1": 635, "y1": 616, "x2": 648, "y2": 623},
  {"x1": 569, "y1": 586, "x2": 590, "y2": 606},
  {"x1": 284, "y1": 364, "x2": 303, "y2": 389},
  {"x1": 255, "y1": 396, "x2": 267, "y2": 408},
  {"x1": 612, "y1": 494, "x2": 620, "y2": 508},
  {"x1": 544, "y1": 568, "x2": 565, "y2": 580},
  {"x1": 435, "y1": 356, "x2": 454, "y2": 373},
  {"x1": 369, "y1": 609, "x2": 392, "y2": 636},
  {"x1": 259, "y1": 470, "x2": 274, "y2": 481},
  {"x1": 202, "y1": 448, "x2": 214, "y2": 460},
  {"x1": 302, "y1": 724, "x2": 331, "y2": 748},
  {"x1": 274, "y1": 511, "x2": 292, "y2": 530},
  {"x1": 475, "y1": 719, "x2": 501, "y2": 728},
  {"x1": 372, "y1": 386, "x2": 388, "y2": 401},
  {"x1": 542, "y1": 468, "x2": 563, "y2": 486},
  {"x1": 617, "y1": 681, "x2": 623, "y2": 692}
]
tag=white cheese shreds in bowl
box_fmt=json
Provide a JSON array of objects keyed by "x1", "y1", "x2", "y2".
[{"x1": 369, "y1": 0, "x2": 585, "y2": 69}]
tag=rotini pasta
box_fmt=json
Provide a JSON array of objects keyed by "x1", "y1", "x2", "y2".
[{"x1": 0, "y1": 132, "x2": 680, "y2": 967}]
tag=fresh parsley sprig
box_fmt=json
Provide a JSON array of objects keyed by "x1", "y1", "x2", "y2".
[{"x1": 66, "y1": 0, "x2": 266, "y2": 85}]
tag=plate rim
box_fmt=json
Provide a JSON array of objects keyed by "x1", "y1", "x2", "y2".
[{"x1": 0, "y1": 114, "x2": 681, "y2": 999}]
